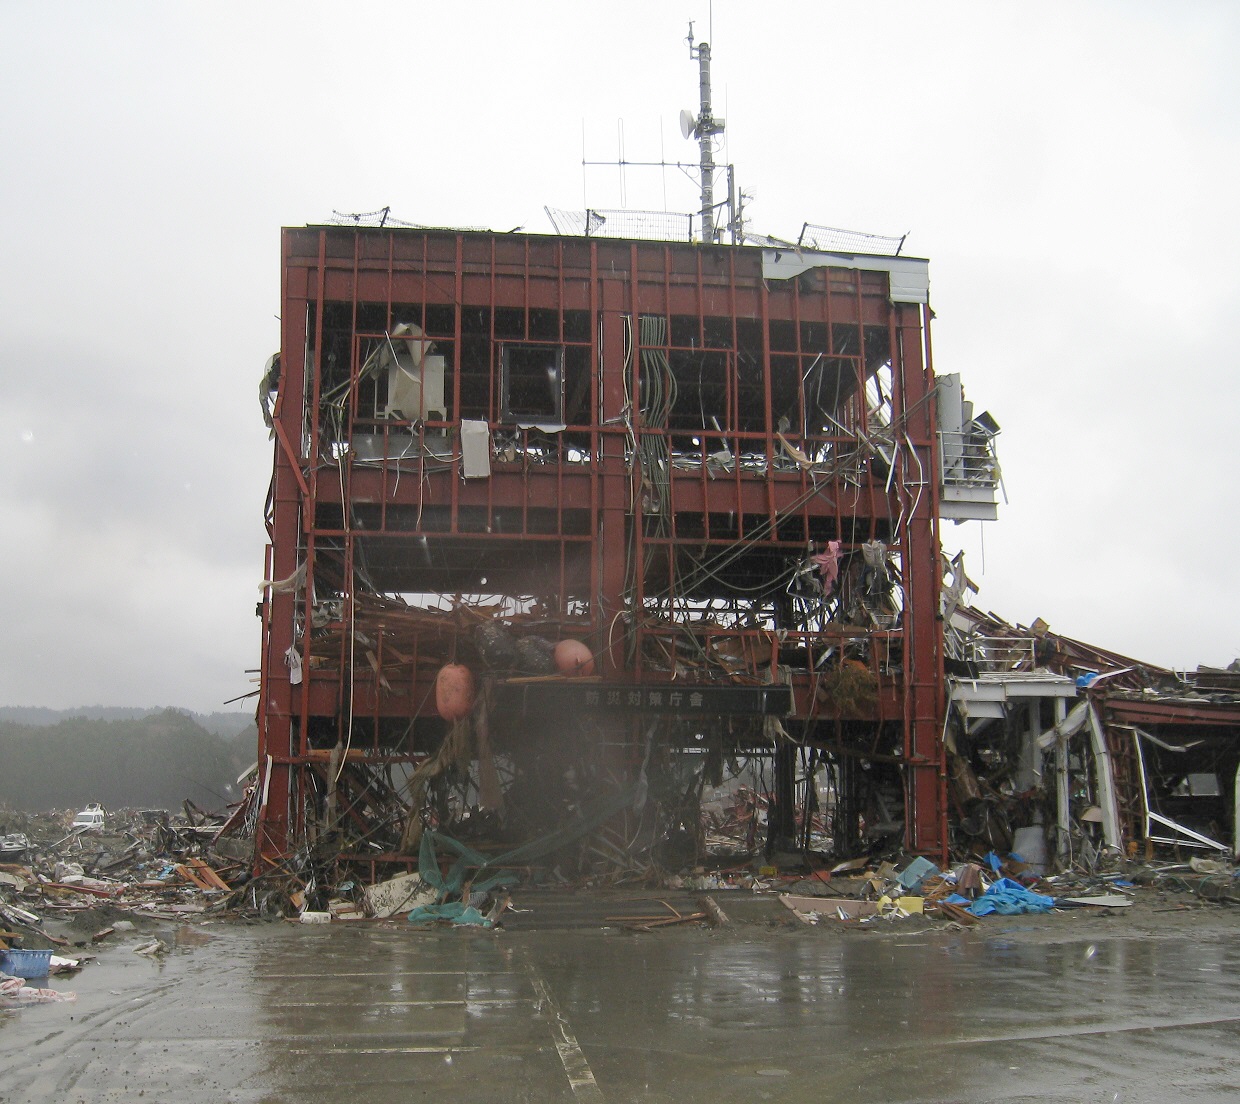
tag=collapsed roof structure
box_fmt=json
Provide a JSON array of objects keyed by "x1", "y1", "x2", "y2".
[{"x1": 945, "y1": 597, "x2": 1240, "y2": 866}]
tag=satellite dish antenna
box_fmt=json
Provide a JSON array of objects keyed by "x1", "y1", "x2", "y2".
[{"x1": 679, "y1": 108, "x2": 697, "y2": 140}]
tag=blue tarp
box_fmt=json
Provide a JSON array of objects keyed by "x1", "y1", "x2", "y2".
[{"x1": 967, "y1": 877, "x2": 1055, "y2": 917}]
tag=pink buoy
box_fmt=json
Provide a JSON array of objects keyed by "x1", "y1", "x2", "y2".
[
  {"x1": 553, "y1": 638, "x2": 595, "y2": 677},
  {"x1": 435, "y1": 663, "x2": 475, "y2": 721}
]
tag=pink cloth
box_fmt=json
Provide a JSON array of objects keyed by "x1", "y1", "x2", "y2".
[{"x1": 811, "y1": 540, "x2": 843, "y2": 591}]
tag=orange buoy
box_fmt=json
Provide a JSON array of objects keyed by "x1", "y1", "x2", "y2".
[
  {"x1": 435, "y1": 663, "x2": 475, "y2": 721},
  {"x1": 553, "y1": 638, "x2": 595, "y2": 677}
]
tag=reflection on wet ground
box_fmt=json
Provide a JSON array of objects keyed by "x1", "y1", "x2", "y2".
[{"x1": 2, "y1": 921, "x2": 1239, "y2": 1102}]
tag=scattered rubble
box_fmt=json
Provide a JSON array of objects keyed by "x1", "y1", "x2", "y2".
[
  {"x1": 1, "y1": 795, "x2": 1237, "y2": 1028},
  {"x1": 0, "y1": 801, "x2": 242, "y2": 1009},
  {"x1": 3, "y1": 638, "x2": 1239, "y2": 1003}
]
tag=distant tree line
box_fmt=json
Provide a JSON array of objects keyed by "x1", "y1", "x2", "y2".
[
  {"x1": 0, "y1": 709, "x2": 257, "y2": 812},
  {"x1": 0, "y1": 705, "x2": 253, "y2": 739}
]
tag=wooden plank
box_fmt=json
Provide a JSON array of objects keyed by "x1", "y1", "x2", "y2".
[
  {"x1": 632, "y1": 912, "x2": 707, "y2": 931},
  {"x1": 42, "y1": 881, "x2": 124, "y2": 899},
  {"x1": 933, "y1": 900, "x2": 979, "y2": 926},
  {"x1": 175, "y1": 864, "x2": 213, "y2": 891},
  {"x1": 187, "y1": 859, "x2": 231, "y2": 892}
]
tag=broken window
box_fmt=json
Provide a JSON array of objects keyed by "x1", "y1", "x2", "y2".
[
  {"x1": 802, "y1": 355, "x2": 862, "y2": 437},
  {"x1": 501, "y1": 343, "x2": 564, "y2": 425}
]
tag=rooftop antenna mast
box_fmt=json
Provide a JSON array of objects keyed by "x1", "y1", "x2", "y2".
[
  {"x1": 569, "y1": 23, "x2": 741, "y2": 244},
  {"x1": 682, "y1": 22, "x2": 725, "y2": 243}
]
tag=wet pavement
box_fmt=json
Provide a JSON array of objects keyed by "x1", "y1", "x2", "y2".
[{"x1": 2, "y1": 915, "x2": 1240, "y2": 1103}]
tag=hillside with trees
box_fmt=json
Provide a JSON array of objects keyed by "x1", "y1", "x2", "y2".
[{"x1": 0, "y1": 709, "x2": 256, "y2": 812}]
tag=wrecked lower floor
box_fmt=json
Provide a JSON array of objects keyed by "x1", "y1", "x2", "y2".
[{"x1": 235, "y1": 564, "x2": 1240, "y2": 911}]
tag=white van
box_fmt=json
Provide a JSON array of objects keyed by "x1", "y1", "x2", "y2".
[{"x1": 71, "y1": 803, "x2": 106, "y2": 832}]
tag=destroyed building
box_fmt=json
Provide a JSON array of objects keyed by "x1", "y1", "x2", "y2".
[
  {"x1": 944, "y1": 600, "x2": 1240, "y2": 866},
  {"x1": 250, "y1": 223, "x2": 1004, "y2": 882}
]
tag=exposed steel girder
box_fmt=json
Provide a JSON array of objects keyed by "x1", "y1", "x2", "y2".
[{"x1": 256, "y1": 226, "x2": 949, "y2": 864}]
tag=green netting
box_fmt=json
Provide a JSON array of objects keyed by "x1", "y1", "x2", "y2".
[{"x1": 413, "y1": 783, "x2": 638, "y2": 916}]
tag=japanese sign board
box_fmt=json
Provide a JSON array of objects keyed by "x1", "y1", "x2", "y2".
[{"x1": 493, "y1": 681, "x2": 792, "y2": 718}]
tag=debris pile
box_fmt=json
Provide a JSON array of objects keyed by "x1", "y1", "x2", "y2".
[
  {"x1": 775, "y1": 847, "x2": 1239, "y2": 929},
  {"x1": 3, "y1": 788, "x2": 1238, "y2": 951},
  {"x1": 0, "y1": 803, "x2": 243, "y2": 944}
]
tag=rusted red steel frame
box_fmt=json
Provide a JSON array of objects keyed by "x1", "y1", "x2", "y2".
[{"x1": 257, "y1": 227, "x2": 948, "y2": 862}]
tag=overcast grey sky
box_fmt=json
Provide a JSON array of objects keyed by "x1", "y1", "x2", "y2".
[{"x1": 1, "y1": 1, "x2": 1237, "y2": 711}]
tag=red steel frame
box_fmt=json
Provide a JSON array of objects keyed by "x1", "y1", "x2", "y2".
[{"x1": 256, "y1": 227, "x2": 947, "y2": 866}]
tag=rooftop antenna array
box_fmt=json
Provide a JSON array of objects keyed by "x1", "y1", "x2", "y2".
[{"x1": 566, "y1": 23, "x2": 742, "y2": 244}]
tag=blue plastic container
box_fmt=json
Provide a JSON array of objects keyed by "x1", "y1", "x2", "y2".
[{"x1": 1, "y1": 949, "x2": 52, "y2": 978}]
